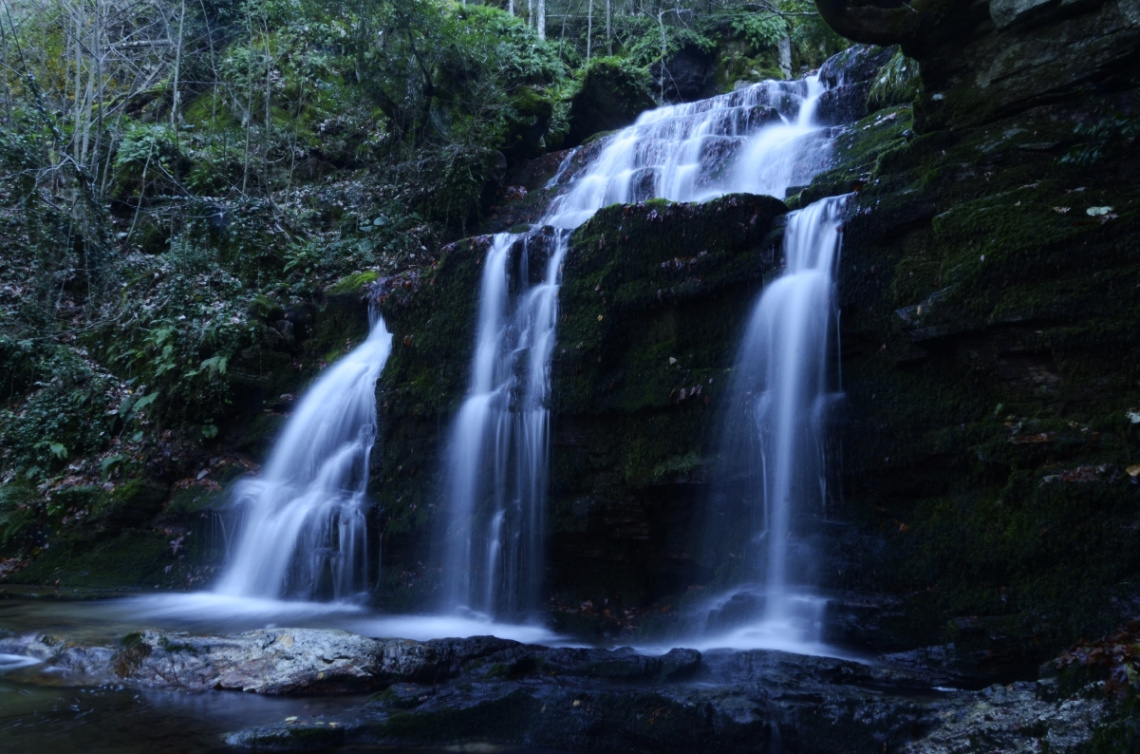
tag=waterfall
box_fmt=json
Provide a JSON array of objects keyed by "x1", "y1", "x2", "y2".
[
  {"x1": 214, "y1": 314, "x2": 393, "y2": 602},
  {"x1": 690, "y1": 196, "x2": 848, "y2": 652},
  {"x1": 438, "y1": 231, "x2": 565, "y2": 618},
  {"x1": 439, "y1": 77, "x2": 836, "y2": 621}
]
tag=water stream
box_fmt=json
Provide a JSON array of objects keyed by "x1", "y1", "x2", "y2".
[
  {"x1": 213, "y1": 314, "x2": 393, "y2": 602},
  {"x1": 438, "y1": 76, "x2": 836, "y2": 621},
  {"x1": 683, "y1": 194, "x2": 848, "y2": 653}
]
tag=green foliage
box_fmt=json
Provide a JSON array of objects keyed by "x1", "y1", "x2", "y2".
[
  {"x1": 624, "y1": 20, "x2": 716, "y2": 69},
  {"x1": 0, "y1": 483, "x2": 40, "y2": 551},
  {"x1": 729, "y1": 12, "x2": 788, "y2": 52},
  {"x1": 0, "y1": 336, "x2": 41, "y2": 400},
  {"x1": 1061, "y1": 113, "x2": 1140, "y2": 167},
  {"x1": 107, "y1": 261, "x2": 262, "y2": 427},
  {"x1": 784, "y1": 1, "x2": 848, "y2": 68},
  {"x1": 0, "y1": 345, "x2": 117, "y2": 479}
]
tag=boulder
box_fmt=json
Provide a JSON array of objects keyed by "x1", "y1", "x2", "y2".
[
  {"x1": 814, "y1": 44, "x2": 897, "y2": 126},
  {"x1": 813, "y1": 0, "x2": 1140, "y2": 129},
  {"x1": 565, "y1": 60, "x2": 656, "y2": 147},
  {"x1": 651, "y1": 45, "x2": 718, "y2": 103}
]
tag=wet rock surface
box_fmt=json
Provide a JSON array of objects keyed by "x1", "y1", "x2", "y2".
[
  {"x1": 815, "y1": 0, "x2": 1140, "y2": 130},
  {"x1": 0, "y1": 626, "x2": 1118, "y2": 752}
]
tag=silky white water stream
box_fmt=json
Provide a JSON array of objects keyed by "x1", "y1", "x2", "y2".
[
  {"x1": 214, "y1": 315, "x2": 393, "y2": 601},
  {"x1": 439, "y1": 76, "x2": 836, "y2": 622}
]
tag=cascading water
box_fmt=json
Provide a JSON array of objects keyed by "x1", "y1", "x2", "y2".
[
  {"x1": 689, "y1": 195, "x2": 848, "y2": 652},
  {"x1": 438, "y1": 230, "x2": 565, "y2": 619},
  {"x1": 439, "y1": 76, "x2": 838, "y2": 621},
  {"x1": 214, "y1": 314, "x2": 393, "y2": 602}
]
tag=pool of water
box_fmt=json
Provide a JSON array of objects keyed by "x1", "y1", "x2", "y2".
[
  {"x1": 0, "y1": 592, "x2": 578, "y2": 753},
  {"x1": 0, "y1": 678, "x2": 370, "y2": 754}
]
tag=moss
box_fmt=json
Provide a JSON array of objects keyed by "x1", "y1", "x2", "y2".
[
  {"x1": 866, "y1": 50, "x2": 921, "y2": 112},
  {"x1": 542, "y1": 193, "x2": 789, "y2": 605},
  {"x1": 370, "y1": 238, "x2": 486, "y2": 592},
  {"x1": 11, "y1": 529, "x2": 191, "y2": 589},
  {"x1": 811, "y1": 92, "x2": 1140, "y2": 666},
  {"x1": 652, "y1": 452, "x2": 703, "y2": 482},
  {"x1": 113, "y1": 631, "x2": 152, "y2": 677},
  {"x1": 119, "y1": 631, "x2": 145, "y2": 647},
  {"x1": 796, "y1": 105, "x2": 913, "y2": 206},
  {"x1": 327, "y1": 270, "x2": 379, "y2": 295},
  {"x1": 566, "y1": 58, "x2": 655, "y2": 146},
  {"x1": 555, "y1": 194, "x2": 787, "y2": 416},
  {"x1": 92, "y1": 479, "x2": 169, "y2": 530},
  {"x1": 163, "y1": 486, "x2": 227, "y2": 519}
]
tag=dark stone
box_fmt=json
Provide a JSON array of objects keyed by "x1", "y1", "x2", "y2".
[
  {"x1": 652, "y1": 45, "x2": 718, "y2": 103},
  {"x1": 566, "y1": 60, "x2": 656, "y2": 147},
  {"x1": 814, "y1": 0, "x2": 1140, "y2": 130},
  {"x1": 814, "y1": 44, "x2": 897, "y2": 126}
]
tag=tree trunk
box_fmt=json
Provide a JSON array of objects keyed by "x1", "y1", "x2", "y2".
[
  {"x1": 171, "y1": 0, "x2": 186, "y2": 139},
  {"x1": 586, "y1": 0, "x2": 593, "y2": 65},
  {"x1": 606, "y1": 0, "x2": 612, "y2": 55}
]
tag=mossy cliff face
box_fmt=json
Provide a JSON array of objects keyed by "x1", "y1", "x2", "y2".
[
  {"x1": 549, "y1": 194, "x2": 788, "y2": 616},
  {"x1": 374, "y1": 195, "x2": 788, "y2": 612},
  {"x1": 371, "y1": 240, "x2": 486, "y2": 603},
  {"x1": 804, "y1": 23, "x2": 1140, "y2": 677}
]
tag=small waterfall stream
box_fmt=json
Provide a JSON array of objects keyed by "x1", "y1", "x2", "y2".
[
  {"x1": 686, "y1": 195, "x2": 848, "y2": 652},
  {"x1": 214, "y1": 315, "x2": 393, "y2": 602},
  {"x1": 440, "y1": 77, "x2": 838, "y2": 621}
]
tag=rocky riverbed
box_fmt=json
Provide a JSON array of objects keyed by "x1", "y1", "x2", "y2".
[{"x1": 0, "y1": 625, "x2": 1118, "y2": 752}]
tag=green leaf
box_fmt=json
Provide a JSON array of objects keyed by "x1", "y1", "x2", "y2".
[
  {"x1": 199, "y1": 355, "x2": 228, "y2": 376},
  {"x1": 127, "y1": 392, "x2": 160, "y2": 419},
  {"x1": 100, "y1": 454, "x2": 125, "y2": 479}
]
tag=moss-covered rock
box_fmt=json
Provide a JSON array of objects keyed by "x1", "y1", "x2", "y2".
[
  {"x1": 802, "y1": 73, "x2": 1140, "y2": 675},
  {"x1": 371, "y1": 239, "x2": 488, "y2": 597},
  {"x1": 368, "y1": 194, "x2": 788, "y2": 611},
  {"x1": 12, "y1": 528, "x2": 180, "y2": 589},
  {"x1": 566, "y1": 58, "x2": 656, "y2": 147},
  {"x1": 548, "y1": 193, "x2": 788, "y2": 608},
  {"x1": 93, "y1": 479, "x2": 169, "y2": 530}
]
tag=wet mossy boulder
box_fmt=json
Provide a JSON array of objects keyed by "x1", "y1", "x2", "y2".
[
  {"x1": 566, "y1": 58, "x2": 656, "y2": 147},
  {"x1": 814, "y1": 44, "x2": 897, "y2": 126},
  {"x1": 370, "y1": 195, "x2": 788, "y2": 611},
  {"x1": 372, "y1": 239, "x2": 487, "y2": 584}
]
